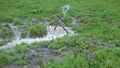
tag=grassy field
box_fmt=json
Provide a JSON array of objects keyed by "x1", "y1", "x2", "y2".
[
  {"x1": 0, "y1": 0, "x2": 120, "y2": 68},
  {"x1": 0, "y1": 0, "x2": 120, "y2": 22}
]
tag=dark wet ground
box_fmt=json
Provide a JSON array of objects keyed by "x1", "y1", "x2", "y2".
[
  {"x1": 26, "y1": 45, "x2": 64, "y2": 68},
  {"x1": 3, "y1": 45, "x2": 74, "y2": 68}
]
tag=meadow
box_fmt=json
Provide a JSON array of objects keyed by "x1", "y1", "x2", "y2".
[{"x1": 0, "y1": 0, "x2": 120, "y2": 68}]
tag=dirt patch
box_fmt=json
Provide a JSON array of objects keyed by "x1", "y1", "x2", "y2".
[
  {"x1": 26, "y1": 45, "x2": 75, "y2": 68},
  {"x1": 26, "y1": 45, "x2": 63, "y2": 68},
  {"x1": 3, "y1": 45, "x2": 74, "y2": 68}
]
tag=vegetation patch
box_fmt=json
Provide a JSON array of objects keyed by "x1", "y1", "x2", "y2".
[
  {"x1": 0, "y1": 23, "x2": 14, "y2": 40},
  {"x1": 20, "y1": 23, "x2": 47, "y2": 38},
  {"x1": 29, "y1": 24, "x2": 47, "y2": 38}
]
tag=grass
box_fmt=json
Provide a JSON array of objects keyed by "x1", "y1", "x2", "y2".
[
  {"x1": 0, "y1": 0, "x2": 120, "y2": 68},
  {"x1": 0, "y1": 41, "x2": 49, "y2": 66},
  {"x1": 45, "y1": 54, "x2": 89, "y2": 68},
  {"x1": 0, "y1": 23, "x2": 14, "y2": 40},
  {"x1": 20, "y1": 23, "x2": 47, "y2": 38},
  {"x1": 45, "y1": 48, "x2": 120, "y2": 68},
  {"x1": 46, "y1": 22, "x2": 120, "y2": 68},
  {"x1": 0, "y1": 0, "x2": 120, "y2": 22}
]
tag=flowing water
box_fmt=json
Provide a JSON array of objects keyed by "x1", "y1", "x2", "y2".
[
  {"x1": 0, "y1": 26, "x2": 75, "y2": 49},
  {"x1": 9, "y1": 23, "x2": 21, "y2": 40}
]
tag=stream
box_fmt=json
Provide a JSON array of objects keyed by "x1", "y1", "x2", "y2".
[{"x1": 0, "y1": 25, "x2": 75, "y2": 49}]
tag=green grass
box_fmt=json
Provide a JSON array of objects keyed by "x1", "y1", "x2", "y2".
[
  {"x1": 45, "y1": 54, "x2": 89, "y2": 68},
  {"x1": 45, "y1": 48, "x2": 120, "y2": 68},
  {"x1": 46, "y1": 22, "x2": 120, "y2": 68},
  {"x1": 0, "y1": 0, "x2": 120, "y2": 22},
  {"x1": 0, "y1": 41, "x2": 49, "y2": 65},
  {"x1": 0, "y1": 0, "x2": 120, "y2": 68},
  {"x1": 0, "y1": 23, "x2": 14, "y2": 40},
  {"x1": 20, "y1": 23, "x2": 47, "y2": 38}
]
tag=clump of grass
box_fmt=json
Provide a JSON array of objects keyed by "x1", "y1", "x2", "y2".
[
  {"x1": 91, "y1": 48, "x2": 120, "y2": 68},
  {"x1": 0, "y1": 40, "x2": 10, "y2": 46},
  {"x1": 29, "y1": 23, "x2": 47, "y2": 38},
  {"x1": 20, "y1": 23, "x2": 47, "y2": 38},
  {"x1": 0, "y1": 23, "x2": 14, "y2": 40},
  {"x1": 45, "y1": 54, "x2": 89, "y2": 68},
  {"x1": 0, "y1": 43, "x2": 29, "y2": 65}
]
